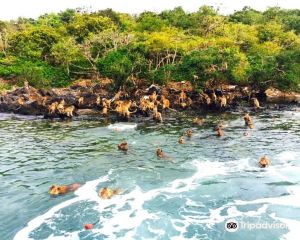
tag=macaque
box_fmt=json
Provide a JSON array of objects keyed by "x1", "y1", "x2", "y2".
[
  {"x1": 161, "y1": 95, "x2": 170, "y2": 110},
  {"x1": 49, "y1": 183, "x2": 81, "y2": 195},
  {"x1": 156, "y1": 148, "x2": 165, "y2": 158},
  {"x1": 193, "y1": 117, "x2": 204, "y2": 126},
  {"x1": 99, "y1": 187, "x2": 122, "y2": 199},
  {"x1": 178, "y1": 137, "x2": 185, "y2": 144},
  {"x1": 219, "y1": 96, "x2": 227, "y2": 108},
  {"x1": 216, "y1": 126, "x2": 224, "y2": 137},
  {"x1": 153, "y1": 106, "x2": 162, "y2": 122},
  {"x1": 259, "y1": 155, "x2": 270, "y2": 168},
  {"x1": 63, "y1": 105, "x2": 75, "y2": 117},
  {"x1": 179, "y1": 90, "x2": 187, "y2": 103},
  {"x1": 78, "y1": 97, "x2": 84, "y2": 105},
  {"x1": 186, "y1": 129, "x2": 193, "y2": 138},
  {"x1": 118, "y1": 141, "x2": 128, "y2": 151},
  {"x1": 48, "y1": 102, "x2": 58, "y2": 114},
  {"x1": 252, "y1": 98, "x2": 261, "y2": 109},
  {"x1": 57, "y1": 99, "x2": 65, "y2": 114}
]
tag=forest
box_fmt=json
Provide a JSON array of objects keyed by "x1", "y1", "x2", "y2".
[{"x1": 0, "y1": 6, "x2": 299, "y2": 91}]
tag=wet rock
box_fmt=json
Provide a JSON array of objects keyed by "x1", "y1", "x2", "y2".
[
  {"x1": 265, "y1": 88, "x2": 300, "y2": 103},
  {"x1": 77, "y1": 109, "x2": 100, "y2": 116}
]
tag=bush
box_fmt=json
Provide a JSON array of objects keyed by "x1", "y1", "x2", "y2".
[
  {"x1": 0, "y1": 58, "x2": 70, "y2": 88},
  {"x1": 97, "y1": 49, "x2": 133, "y2": 89}
]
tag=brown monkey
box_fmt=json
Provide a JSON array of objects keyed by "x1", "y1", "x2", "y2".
[
  {"x1": 153, "y1": 106, "x2": 163, "y2": 122},
  {"x1": 63, "y1": 105, "x2": 75, "y2": 117},
  {"x1": 259, "y1": 155, "x2": 270, "y2": 168},
  {"x1": 161, "y1": 95, "x2": 170, "y2": 110},
  {"x1": 99, "y1": 187, "x2": 122, "y2": 199},
  {"x1": 156, "y1": 148, "x2": 165, "y2": 158},
  {"x1": 186, "y1": 129, "x2": 193, "y2": 138},
  {"x1": 118, "y1": 141, "x2": 128, "y2": 151},
  {"x1": 49, "y1": 183, "x2": 81, "y2": 195},
  {"x1": 78, "y1": 97, "x2": 84, "y2": 105},
  {"x1": 193, "y1": 117, "x2": 204, "y2": 126},
  {"x1": 48, "y1": 102, "x2": 58, "y2": 114},
  {"x1": 216, "y1": 126, "x2": 224, "y2": 137},
  {"x1": 219, "y1": 96, "x2": 227, "y2": 108},
  {"x1": 178, "y1": 137, "x2": 185, "y2": 144},
  {"x1": 252, "y1": 98, "x2": 261, "y2": 109},
  {"x1": 57, "y1": 99, "x2": 65, "y2": 114}
]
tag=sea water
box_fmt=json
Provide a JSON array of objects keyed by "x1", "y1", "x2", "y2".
[{"x1": 0, "y1": 107, "x2": 299, "y2": 240}]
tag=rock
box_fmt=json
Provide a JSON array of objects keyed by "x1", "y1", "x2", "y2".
[
  {"x1": 77, "y1": 109, "x2": 100, "y2": 116},
  {"x1": 265, "y1": 88, "x2": 300, "y2": 103}
]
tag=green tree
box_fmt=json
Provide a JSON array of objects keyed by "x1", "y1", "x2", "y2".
[
  {"x1": 97, "y1": 49, "x2": 133, "y2": 89},
  {"x1": 136, "y1": 12, "x2": 166, "y2": 32},
  {"x1": 51, "y1": 37, "x2": 82, "y2": 75},
  {"x1": 67, "y1": 14, "x2": 115, "y2": 42}
]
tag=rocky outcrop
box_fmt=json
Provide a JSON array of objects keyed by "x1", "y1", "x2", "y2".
[
  {"x1": 0, "y1": 80, "x2": 274, "y2": 120},
  {"x1": 265, "y1": 88, "x2": 300, "y2": 103}
]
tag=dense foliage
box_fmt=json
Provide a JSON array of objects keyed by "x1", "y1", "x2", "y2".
[{"x1": 0, "y1": 6, "x2": 299, "y2": 90}]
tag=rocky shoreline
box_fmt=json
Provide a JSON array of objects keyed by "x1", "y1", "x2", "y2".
[{"x1": 0, "y1": 80, "x2": 299, "y2": 121}]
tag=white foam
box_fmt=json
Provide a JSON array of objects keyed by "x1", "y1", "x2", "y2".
[
  {"x1": 107, "y1": 123, "x2": 137, "y2": 131},
  {"x1": 277, "y1": 151, "x2": 297, "y2": 162},
  {"x1": 13, "y1": 172, "x2": 111, "y2": 240},
  {"x1": 14, "y1": 156, "x2": 300, "y2": 239},
  {"x1": 271, "y1": 213, "x2": 300, "y2": 240}
]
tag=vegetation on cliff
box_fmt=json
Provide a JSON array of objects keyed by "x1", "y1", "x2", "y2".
[{"x1": 0, "y1": 6, "x2": 299, "y2": 91}]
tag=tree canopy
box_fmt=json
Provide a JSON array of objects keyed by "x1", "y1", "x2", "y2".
[{"x1": 0, "y1": 6, "x2": 299, "y2": 91}]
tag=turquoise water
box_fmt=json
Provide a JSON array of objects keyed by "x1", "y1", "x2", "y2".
[{"x1": 0, "y1": 108, "x2": 300, "y2": 240}]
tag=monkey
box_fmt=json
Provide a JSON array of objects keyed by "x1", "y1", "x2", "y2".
[
  {"x1": 102, "y1": 98, "x2": 111, "y2": 109},
  {"x1": 24, "y1": 80, "x2": 29, "y2": 90},
  {"x1": 193, "y1": 75, "x2": 199, "y2": 80},
  {"x1": 40, "y1": 96, "x2": 48, "y2": 106},
  {"x1": 204, "y1": 95, "x2": 211, "y2": 106},
  {"x1": 63, "y1": 105, "x2": 75, "y2": 117},
  {"x1": 48, "y1": 102, "x2": 58, "y2": 114},
  {"x1": 57, "y1": 99, "x2": 65, "y2": 114},
  {"x1": 185, "y1": 129, "x2": 193, "y2": 138},
  {"x1": 179, "y1": 90, "x2": 187, "y2": 103},
  {"x1": 17, "y1": 97, "x2": 25, "y2": 106},
  {"x1": 161, "y1": 95, "x2": 170, "y2": 110},
  {"x1": 99, "y1": 187, "x2": 122, "y2": 199},
  {"x1": 211, "y1": 91, "x2": 217, "y2": 103},
  {"x1": 49, "y1": 183, "x2": 81, "y2": 195},
  {"x1": 187, "y1": 97, "x2": 193, "y2": 106},
  {"x1": 259, "y1": 155, "x2": 270, "y2": 168},
  {"x1": 96, "y1": 95, "x2": 101, "y2": 106},
  {"x1": 219, "y1": 96, "x2": 227, "y2": 108},
  {"x1": 102, "y1": 106, "x2": 108, "y2": 116},
  {"x1": 149, "y1": 91, "x2": 157, "y2": 102},
  {"x1": 193, "y1": 117, "x2": 204, "y2": 126},
  {"x1": 140, "y1": 97, "x2": 155, "y2": 112},
  {"x1": 101, "y1": 98, "x2": 111, "y2": 116},
  {"x1": 115, "y1": 100, "x2": 133, "y2": 118},
  {"x1": 244, "y1": 113, "x2": 254, "y2": 128},
  {"x1": 118, "y1": 141, "x2": 128, "y2": 151},
  {"x1": 78, "y1": 97, "x2": 84, "y2": 105},
  {"x1": 251, "y1": 98, "x2": 261, "y2": 109},
  {"x1": 156, "y1": 148, "x2": 165, "y2": 158},
  {"x1": 178, "y1": 137, "x2": 185, "y2": 144},
  {"x1": 153, "y1": 106, "x2": 163, "y2": 122},
  {"x1": 215, "y1": 126, "x2": 224, "y2": 137}
]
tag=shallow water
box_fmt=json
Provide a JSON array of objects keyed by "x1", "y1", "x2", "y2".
[{"x1": 0, "y1": 107, "x2": 300, "y2": 240}]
